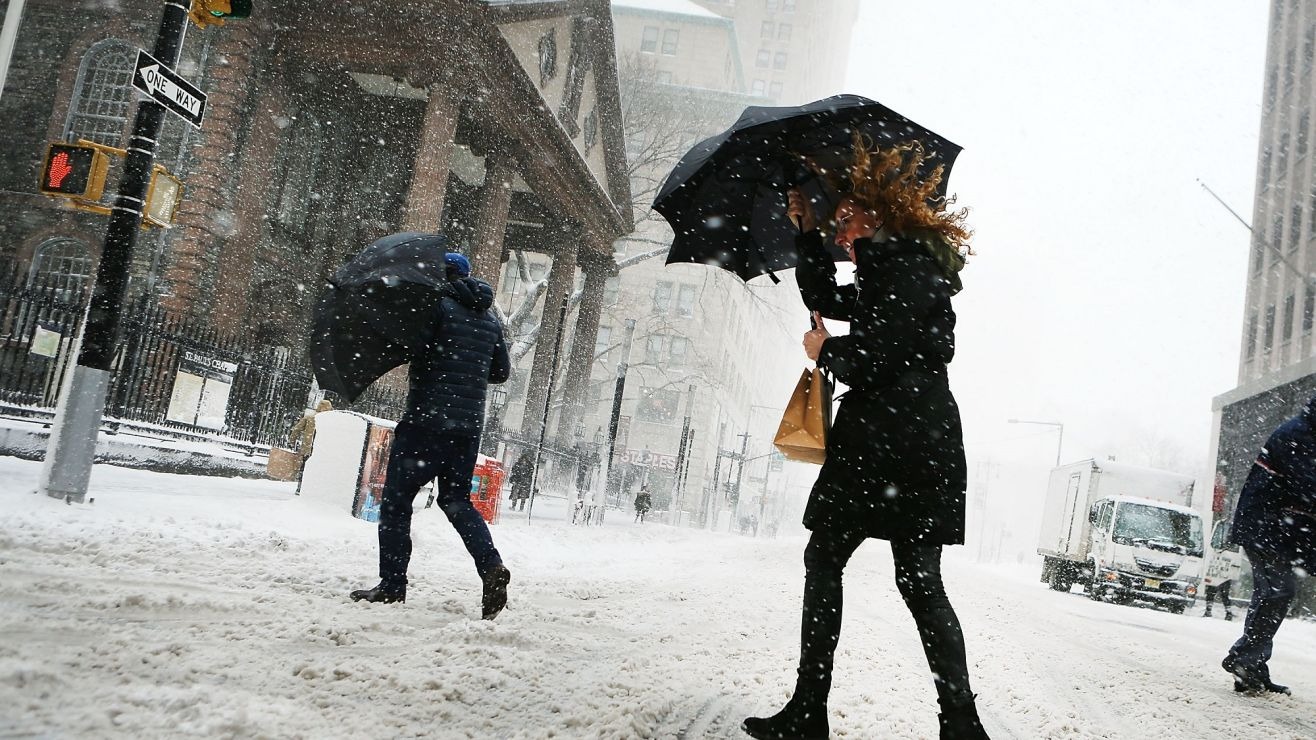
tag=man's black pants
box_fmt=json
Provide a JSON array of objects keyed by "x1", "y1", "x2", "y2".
[{"x1": 377, "y1": 421, "x2": 502, "y2": 589}]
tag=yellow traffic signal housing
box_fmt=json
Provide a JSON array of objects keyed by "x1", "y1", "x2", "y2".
[
  {"x1": 39, "y1": 142, "x2": 110, "y2": 200},
  {"x1": 189, "y1": 0, "x2": 252, "y2": 28}
]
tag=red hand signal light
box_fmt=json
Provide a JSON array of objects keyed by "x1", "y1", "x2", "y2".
[
  {"x1": 48, "y1": 152, "x2": 74, "y2": 189},
  {"x1": 38, "y1": 142, "x2": 108, "y2": 200}
]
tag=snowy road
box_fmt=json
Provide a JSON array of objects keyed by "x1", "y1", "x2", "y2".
[{"x1": 1, "y1": 457, "x2": 1314, "y2": 739}]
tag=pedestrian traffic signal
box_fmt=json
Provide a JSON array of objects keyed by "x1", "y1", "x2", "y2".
[
  {"x1": 144, "y1": 167, "x2": 185, "y2": 228},
  {"x1": 189, "y1": 0, "x2": 252, "y2": 28},
  {"x1": 38, "y1": 142, "x2": 109, "y2": 200}
]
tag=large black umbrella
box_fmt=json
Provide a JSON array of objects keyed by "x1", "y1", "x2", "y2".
[
  {"x1": 310, "y1": 231, "x2": 451, "y2": 402},
  {"x1": 655, "y1": 94, "x2": 961, "y2": 282}
]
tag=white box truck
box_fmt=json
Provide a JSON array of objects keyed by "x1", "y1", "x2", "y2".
[{"x1": 1037, "y1": 459, "x2": 1205, "y2": 613}]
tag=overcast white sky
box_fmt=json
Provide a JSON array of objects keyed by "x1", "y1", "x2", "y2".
[{"x1": 832, "y1": 1, "x2": 1269, "y2": 480}]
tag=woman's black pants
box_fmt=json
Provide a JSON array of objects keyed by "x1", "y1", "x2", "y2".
[{"x1": 794, "y1": 527, "x2": 974, "y2": 708}]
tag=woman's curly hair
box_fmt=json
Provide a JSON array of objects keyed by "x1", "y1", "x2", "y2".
[{"x1": 841, "y1": 133, "x2": 973, "y2": 251}]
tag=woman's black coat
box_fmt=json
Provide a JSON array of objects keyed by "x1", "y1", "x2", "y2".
[{"x1": 795, "y1": 229, "x2": 967, "y2": 545}]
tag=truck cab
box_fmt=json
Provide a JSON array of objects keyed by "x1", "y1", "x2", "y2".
[{"x1": 1084, "y1": 496, "x2": 1204, "y2": 612}]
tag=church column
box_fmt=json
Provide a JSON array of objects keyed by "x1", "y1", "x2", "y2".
[
  {"x1": 553, "y1": 250, "x2": 612, "y2": 448},
  {"x1": 519, "y1": 233, "x2": 581, "y2": 445},
  {"x1": 468, "y1": 152, "x2": 517, "y2": 284},
  {"x1": 402, "y1": 83, "x2": 461, "y2": 232}
]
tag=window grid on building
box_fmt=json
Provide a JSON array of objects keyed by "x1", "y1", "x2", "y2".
[
  {"x1": 641, "y1": 26, "x2": 658, "y2": 53},
  {"x1": 1264, "y1": 303, "x2": 1276, "y2": 352},
  {"x1": 1292, "y1": 203, "x2": 1304, "y2": 253},
  {"x1": 652, "y1": 280, "x2": 672, "y2": 312},
  {"x1": 676, "y1": 284, "x2": 696, "y2": 317},
  {"x1": 662, "y1": 29, "x2": 679, "y2": 55},
  {"x1": 1283, "y1": 292, "x2": 1296, "y2": 344},
  {"x1": 64, "y1": 40, "x2": 136, "y2": 146},
  {"x1": 28, "y1": 238, "x2": 93, "y2": 303},
  {"x1": 1247, "y1": 312, "x2": 1258, "y2": 359}
]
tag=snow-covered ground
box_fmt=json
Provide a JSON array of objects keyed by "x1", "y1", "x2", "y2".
[{"x1": 1, "y1": 457, "x2": 1314, "y2": 739}]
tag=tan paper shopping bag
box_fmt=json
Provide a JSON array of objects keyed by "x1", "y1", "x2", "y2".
[{"x1": 773, "y1": 367, "x2": 832, "y2": 465}]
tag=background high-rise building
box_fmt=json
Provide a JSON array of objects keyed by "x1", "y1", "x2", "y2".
[
  {"x1": 692, "y1": 0, "x2": 859, "y2": 103},
  {"x1": 1210, "y1": 0, "x2": 1316, "y2": 521}
]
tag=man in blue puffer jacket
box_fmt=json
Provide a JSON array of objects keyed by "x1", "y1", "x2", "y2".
[
  {"x1": 1222, "y1": 395, "x2": 1316, "y2": 695},
  {"x1": 351, "y1": 253, "x2": 513, "y2": 620}
]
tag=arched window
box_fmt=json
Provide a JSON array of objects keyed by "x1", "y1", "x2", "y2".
[
  {"x1": 272, "y1": 114, "x2": 324, "y2": 230},
  {"x1": 28, "y1": 238, "x2": 94, "y2": 303},
  {"x1": 64, "y1": 40, "x2": 136, "y2": 146}
]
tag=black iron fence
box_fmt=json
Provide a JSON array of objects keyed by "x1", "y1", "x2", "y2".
[{"x1": 0, "y1": 267, "x2": 405, "y2": 448}]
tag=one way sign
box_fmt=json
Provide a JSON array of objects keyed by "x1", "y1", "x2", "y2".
[{"x1": 132, "y1": 49, "x2": 207, "y2": 129}]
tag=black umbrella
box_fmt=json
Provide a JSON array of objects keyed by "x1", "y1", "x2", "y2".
[
  {"x1": 310, "y1": 232, "x2": 451, "y2": 402},
  {"x1": 654, "y1": 94, "x2": 961, "y2": 282}
]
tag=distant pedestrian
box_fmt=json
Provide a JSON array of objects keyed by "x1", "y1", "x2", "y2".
[
  {"x1": 744, "y1": 138, "x2": 986, "y2": 739},
  {"x1": 1203, "y1": 580, "x2": 1236, "y2": 621},
  {"x1": 634, "y1": 485, "x2": 652, "y2": 523},
  {"x1": 508, "y1": 453, "x2": 534, "y2": 512},
  {"x1": 350, "y1": 251, "x2": 513, "y2": 620},
  {"x1": 1222, "y1": 395, "x2": 1316, "y2": 695},
  {"x1": 1203, "y1": 521, "x2": 1240, "y2": 621},
  {"x1": 288, "y1": 399, "x2": 333, "y2": 493}
]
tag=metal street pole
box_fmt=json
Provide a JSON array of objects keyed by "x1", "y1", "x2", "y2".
[
  {"x1": 39, "y1": 0, "x2": 189, "y2": 502},
  {"x1": 731, "y1": 430, "x2": 750, "y2": 533},
  {"x1": 669, "y1": 383, "x2": 696, "y2": 526},
  {"x1": 602, "y1": 318, "x2": 636, "y2": 512},
  {"x1": 0, "y1": 0, "x2": 27, "y2": 105},
  {"x1": 526, "y1": 296, "x2": 570, "y2": 523},
  {"x1": 1008, "y1": 418, "x2": 1064, "y2": 468}
]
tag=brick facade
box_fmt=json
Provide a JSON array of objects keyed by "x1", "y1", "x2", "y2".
[{"x1": 0, "y1": 0, "x2": 631, "y2": 361}]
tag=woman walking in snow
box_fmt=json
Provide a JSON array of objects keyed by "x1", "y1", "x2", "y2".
[{"x1": 742, "y1": 137, "x2": 988, "y2": 740}]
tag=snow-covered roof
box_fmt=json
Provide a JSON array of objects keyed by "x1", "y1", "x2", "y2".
[{"x1": 611, "y1": 0, "x2": 724, "y2": 20}]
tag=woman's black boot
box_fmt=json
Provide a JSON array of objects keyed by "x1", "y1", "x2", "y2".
[
  {"x1": 741, "y1": 694, "x2": 828, "y2": 740},
  {"x1": 937, "y1": 694, "x2": 989, "y2": 740}
]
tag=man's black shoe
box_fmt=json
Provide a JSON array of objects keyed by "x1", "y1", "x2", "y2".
[
  {"x1": 1234, "y1": 679, "x2": 1291, "y2": 695},
  {"x1": 482, "y1": 564, "x2": 511, "y2": 620},
  {"x1": 350, "y1": 584, "x2": 406, "y2": 604}
]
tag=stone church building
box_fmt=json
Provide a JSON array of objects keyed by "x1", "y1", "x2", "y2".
[{"x1": 0, "y1": 0, "x2": 632, "y2": 438}]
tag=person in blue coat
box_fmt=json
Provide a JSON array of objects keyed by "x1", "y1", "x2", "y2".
[
  {"x1": 351, "y1": 252, "x2": 513, "y2": 620},
  {"x1": 1222, "y1": 395, "x2": 1316, "y2": 694}
]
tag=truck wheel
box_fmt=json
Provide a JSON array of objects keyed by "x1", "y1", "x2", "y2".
[
  {"x1": 1049, "y1": 565, "x2": 1073, "y2": 592},
  {"x1": 1170, "y1": 602, "x2": 1186, "y2": 615}
]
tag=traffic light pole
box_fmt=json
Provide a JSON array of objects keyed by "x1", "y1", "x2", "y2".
[
  {"x1": 601, "y1": 319, "x2": 636, "y2": 514},
  {"x1": 38, "y1": 0, "x2": 190, "y2": 502},
  {"x1": 0, "y1": 0, "x2": 27, "y2": 105}
]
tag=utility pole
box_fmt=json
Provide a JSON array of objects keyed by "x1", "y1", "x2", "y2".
[
  {"x1": 38, "y1": 1, "x2": 191, "y2": 502},
  {"x1": 602, "y1": 319, "x2": 636, "y2": 512},
  {"x1": 707, "y1": 420, "x2": 726, "y2": 529},
  {"x1": 731, "y1": 430, "x2": 751, "y2": 533},
  {"x1": 669, "y1": 383, "x2": 696, "y2": 526}
]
